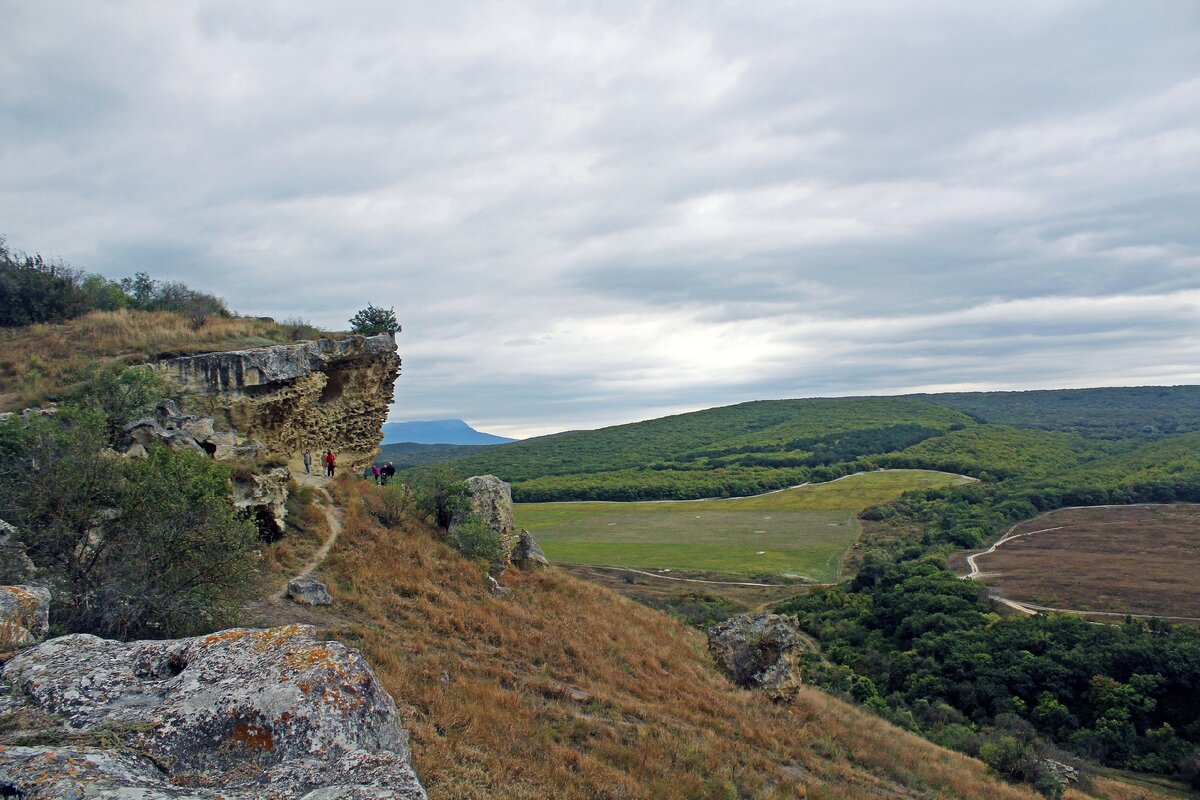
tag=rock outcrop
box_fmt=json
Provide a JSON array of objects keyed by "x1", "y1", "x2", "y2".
[
  {"x1": 151, "y1": 335, "x2": 400, "y2": 473},
  {"x1": 0, "y1": 520, "x2": 37, "y2": 585},
  {"x1": 0, "y1": 585, "x2": 50, "y2": 650},
  {"x1": 234, "y1": 466, "x2": 291, "y2": 541},
  {"x1": 452, "y1": 475, "x2": 518, "y2": 563},
  {"x1": 287, "y1": 574, "x2": 333, "y2": 606},
  {"x1": 707, "y1": 613, "x2": 809, "y2": 701},
  {"x1": 117, "y1": 399, "x2": 264, "y2": 461},
  {"x1": 0, "y1": 624, "x2": 426, "y2": 799},
  {"x1": 511, "y1": 530, "x2": 549, "y2": 569}
]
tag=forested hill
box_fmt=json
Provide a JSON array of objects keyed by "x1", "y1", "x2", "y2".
[{"x1": 404, "y1": 386, "x2": 1200, "y2": 502}]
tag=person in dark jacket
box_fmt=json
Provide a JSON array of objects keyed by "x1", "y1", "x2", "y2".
[{"x1": 381, "y1": 462, "x2": 396, "y2": 485}]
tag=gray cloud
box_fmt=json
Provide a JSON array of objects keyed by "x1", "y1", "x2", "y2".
[{"x1": 1, "y1": 1, "x2": 1198, "y2": 437}]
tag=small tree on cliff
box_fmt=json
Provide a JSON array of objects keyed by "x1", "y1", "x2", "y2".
[{"x1": 349, "y1": 304, "x2": 399, "y2": 336}]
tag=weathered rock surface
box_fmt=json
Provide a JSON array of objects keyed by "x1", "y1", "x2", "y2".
[
  {"x1": 151, "y1": 335, "x2": 400, "y2": 473},
  {"x1": 707, "y1": 613, "x2": 808, "y2": 701},
  {"x1": 0, "y1": 624, "x2": 426, "y2": 799},
  {"x1": 486, "y1": 574, "x2": 512, "y2": 598},
  {"x1": 452, "y1": 475, "x2": 517, "y2": 563},
  {"x1": 116, "y1": 399, "x2": 264, "y2": 462},
  {"x1": 0, "y1": 585, "x2": 50, "y2": 650},
  {"x1": 0, "y1": 520, "x2": 37, "y2": 585},
  {"x1": 511, "y1": 530, "x2": 549, "y2": 569},
  {"x1": 288, "y1": 574, "x2": 333, "y2": 606},
  {"x1": 233, "y1": 466, "x2": 291, "y2": 540}
]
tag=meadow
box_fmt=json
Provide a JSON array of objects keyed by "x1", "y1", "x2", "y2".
[{"x1": 516, "y1": 469, "x2": 973, "y2": 580}]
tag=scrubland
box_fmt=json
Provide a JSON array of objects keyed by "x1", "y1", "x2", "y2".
[{"x1": 249, "y1": 478, "x2": 1175, "y2": 800}]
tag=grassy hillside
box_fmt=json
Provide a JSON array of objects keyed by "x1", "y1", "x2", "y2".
[
  {"x1": 516, "y1": 470, "x2": 973, "y2": 580},
  {"x1": 912, "y1": 386, "x2": 1200, "y2": 439},
  {"x1": 244, "y1": 477, "x2": 1171, "y2": 800},
  {"x1": 0, "y1": 309, "x2": 347, "y2": 411},
  {"x1": 407, "y1": 397, "x2": 972, "y2": 501},
  {"x1": 376, "y1": 442, "x2": 497, "y2": 470},
  {"x1": 405, "y1": 387, "x2": 1200, "y2": 502}
]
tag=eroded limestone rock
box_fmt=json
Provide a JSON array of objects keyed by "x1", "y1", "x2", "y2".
[
  {"x1": 116, "y1": 401, "x2": 264, "y2": 462},
  {"x1": 287, "y1": 574, "x2": 332, "y2": 607},
  {"x1": 0, "y1": 585, "x2": 50, "y2": 650},
  {"x1": 0, "y1": 624, "x2": 426, "y2": 799},
  {"x1": 452, "y1": 475, "x2": 517, "y2": 563},
  {"x1": 233, "y1": 466, "x2": 290, "y2": 540},
  {"x1": 707, "y1": 613, "x2": 808, "y2": 701},
  {"x1": 511, "y1": 530, "x2": 549, "y2": 569},
  {"x1": 151, "y1": 335, "x2": 400, "y2": 473}
]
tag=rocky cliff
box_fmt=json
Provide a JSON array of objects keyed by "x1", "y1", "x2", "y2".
[{"x1": 152, "y1": 335, "x2": 400, "y2": 473}]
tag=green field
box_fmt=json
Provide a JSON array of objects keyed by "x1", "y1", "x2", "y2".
[{"x1": 515, "y1": 470, "x2": 973, "y2": 580}]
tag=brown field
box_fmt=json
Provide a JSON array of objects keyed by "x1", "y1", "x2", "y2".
[{"x1": 964, "y1": 504, "x2": 1200, "y2": 621}]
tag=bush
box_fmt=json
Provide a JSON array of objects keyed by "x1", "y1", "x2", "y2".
[
  {"x1": 449, "y1": 514, "x2": 504, "y2": 567},
  {"x1": 0, "y1": 239, "x2": 88, "y2": 326},
  {"x1": 63, "y1": 364, "x2": 165, "y2": 443},
  {"x1": 0, "y1": 410, "x2": 258, "y2": 639},
  {"x1": 366, "y1": 483, "x2": 415, "y2": 529},
  {"x1": 413, "y1": 464, "x2": 469, "y2": 529},
  {"x1": 349, "y1": 304, "x2": 399, "y2": 336}
]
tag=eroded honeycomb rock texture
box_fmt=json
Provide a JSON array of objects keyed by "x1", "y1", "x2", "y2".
[
  {"x1": 0, "y1": 624, "x2": 426, "y2": 799},
  {"x1": 152, "y1": 335, "x2": 400, "y2": 473}
]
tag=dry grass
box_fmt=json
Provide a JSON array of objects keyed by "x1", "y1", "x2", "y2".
[
  {"x1": 0, "y1": 309, "x2": 349, "y2": 410},
  {"x1": 296, "y1": 479, "x2": 1085, "y2": 800},
  {"x1": 257, "y1": 482, "x2": 331, "y2": 581}
]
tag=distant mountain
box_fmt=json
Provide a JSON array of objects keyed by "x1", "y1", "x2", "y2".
[{"x1": 381, "y1": 419, "x2": 517, "y2": 446}]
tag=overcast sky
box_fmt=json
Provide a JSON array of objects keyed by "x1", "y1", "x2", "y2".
[{"x1": 3, "y1": 2, "x2": 1198, "y2": 437}]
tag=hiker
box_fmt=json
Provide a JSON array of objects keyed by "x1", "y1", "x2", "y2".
[
  {"x1": 302, "y1": 449, "x2": 312, "y2": 475},
  {"x1": 382, "y1": 462, "x2": 396, "y2": 485},
  {"x1": 372, "y1": 464, "x2": 381, "y2": 484},
  {"x1": 324, "y1": 450, "x2": 336, "y2": 477}
]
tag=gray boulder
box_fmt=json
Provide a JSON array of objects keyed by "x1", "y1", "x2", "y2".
[
  {"x1": 0, "y1": 519, "x2": 37, "y2": 584},
  {"x1": 707, "y1": 613, "x2": 808, "y2": 701},
  {"x1": 452, "y1": 475, "x2": 517, "y2": 562},
  {"x1": 287, "y1": 574, "x2": 333, "y2": 607},
  {"x1": 0, "y1": 584, "x2": 50, "y2": 650},
  {"x1": 0, "y1": 624, "x2": 426, "y2": 799},
  {"x1": 486, "y1": 574, "x2": 511, "y2": 598},
  {"x1": 511, "y1": 529, "x2": 549, "y2": 569}
]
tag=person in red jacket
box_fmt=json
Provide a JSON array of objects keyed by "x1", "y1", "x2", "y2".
[{"x1": 324, "y1": 450, "x2": 336, "y2": 477}]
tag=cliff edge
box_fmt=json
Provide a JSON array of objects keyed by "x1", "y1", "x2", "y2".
[{"x1": 152, "y1": 334, "x2": 400, "y2": 473}]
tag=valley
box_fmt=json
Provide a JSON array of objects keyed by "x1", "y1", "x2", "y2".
[{"x1": 517, "y1": 469, "x2": 972, "y2": 581}]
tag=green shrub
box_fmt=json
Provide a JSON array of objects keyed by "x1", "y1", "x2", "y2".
[
  {"x1": 450, "y1": 514, "x2": 504, "y2": 567},
  {"x1": 0, "y1": 410, "x2": 257, "y2": 639}
]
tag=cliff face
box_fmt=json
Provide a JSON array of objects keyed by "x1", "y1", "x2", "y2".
[{"x1": 152, "y1": 334, "x2": 400, "y2": 473}]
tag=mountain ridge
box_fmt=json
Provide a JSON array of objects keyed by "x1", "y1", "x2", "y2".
[{"x1": 381, "y1": 418, "x2": 516, "y2": 446}]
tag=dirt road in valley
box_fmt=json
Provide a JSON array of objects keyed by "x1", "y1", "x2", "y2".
[{"x1": 961, "y1": 504, "x2": 1200, "y2": 622}]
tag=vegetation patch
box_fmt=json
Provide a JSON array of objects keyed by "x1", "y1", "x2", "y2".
[{"x1": 516, "y1": 470, "x2": 972, "y2": 580}]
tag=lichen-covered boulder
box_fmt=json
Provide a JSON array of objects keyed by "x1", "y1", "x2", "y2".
[
  {"x1": 0, "y1": 585, "x2": 50, "y2": 650},
  {"x1": 707, "y1": 614, "x2": 808, "y2": 701},
  {"x1": 287, "y1": 574, "x2": 333, "y2": 607},
  {"x1": 511, "y1": 530, "x2": 549, "y2": 569},
  {"x1": 0, "y1": 624, "x2": 426, "y2": 799},
  {"x1": 452, "y1": 475, "x2": 517, "y2": 561}
]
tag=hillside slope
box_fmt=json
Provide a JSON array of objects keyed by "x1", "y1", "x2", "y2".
[{"x1": 249, "y1": 479, "x2": 1165, "y2": 800}]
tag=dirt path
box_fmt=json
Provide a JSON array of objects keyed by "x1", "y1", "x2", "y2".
[
  {"x1": 961, "y1": 504, "x2": 1200, "y2": 623},
  {"x1": 272, "y1": 474, "x2": 344, "y2": 601}
]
